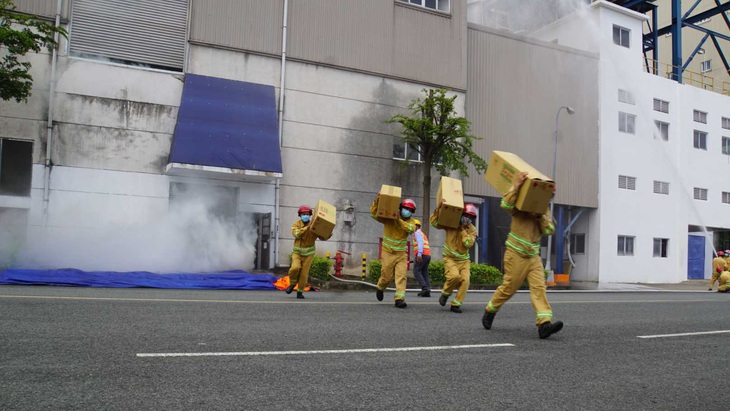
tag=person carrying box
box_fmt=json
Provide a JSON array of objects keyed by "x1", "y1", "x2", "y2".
[
  {"x1": 370, "y1": 195, "x2": 417, "y2": 308},
  {"x1": 430, "y1": 202, "x2": 478, "y2": 313},
  {"x1": 285, "y1": 205, "x2": 331, "y2": 299}
]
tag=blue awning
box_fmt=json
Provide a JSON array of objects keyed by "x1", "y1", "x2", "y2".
[{"x1": 166, "y1": 74, "x2": 283, "y2": 180}]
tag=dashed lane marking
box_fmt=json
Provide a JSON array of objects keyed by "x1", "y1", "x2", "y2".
[
  {"x1": 637, "y1": 330, "x2": 730, "y2": 339},
  {"x1": 136, "y1": 343, "x2": 515, "y2": 358}
]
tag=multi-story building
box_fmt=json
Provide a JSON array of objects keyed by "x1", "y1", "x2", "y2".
[{"x1": 0, "y1": 0, "x2": 727, "y2": 285}]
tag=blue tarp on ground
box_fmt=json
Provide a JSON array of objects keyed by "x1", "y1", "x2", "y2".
[{"x1": 0, "y1": 268, "x2": 278, "y2": 290}]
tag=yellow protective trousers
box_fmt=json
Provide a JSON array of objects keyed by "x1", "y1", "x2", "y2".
[
  {"x1": 441, "y1": 257, "x2": 470, "y2": 306},
  {"x1": 288, "y1": 253, "x2": 315, "y2": 292},
  {"x1": 718, "y1": 272, "x2": 730, "y2": 292},
  {"x1": 377, "y1": 250, "x2": 407, "y2": 301},
  {"x1": 486, "y1": 247, "x2": 553, "y2": 326}
]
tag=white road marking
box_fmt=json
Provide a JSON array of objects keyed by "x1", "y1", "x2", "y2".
[
  {"x1": 137, "y1": 343, "x2": 514, "y2": 358},
  {"x1": 637, "y1": 330, "x2": 730, "y2": 339}
]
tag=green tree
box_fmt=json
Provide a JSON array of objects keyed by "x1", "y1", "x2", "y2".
[
  {"x1": 0, "y1": 0, "x2": 66, "y2": 102},
  {"x1": 388, "y1": 88, "x2": 487, "y2": 235}
]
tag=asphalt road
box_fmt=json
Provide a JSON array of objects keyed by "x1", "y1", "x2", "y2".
[{"x1": 1, "y1": 285, "x2": 728, "y2": 410}]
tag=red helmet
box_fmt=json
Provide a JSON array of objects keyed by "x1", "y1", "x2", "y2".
[
  {"x1": 400, "y1": 198, "x2": 416, "y2": 211},
  {"x1": 297, "y1": 205, "x2": 313, "y2": 215},
  {"x1": 719, "y1": 251, "x2": 726, "y2": 257},
  {"x1": 463, "y1": 203, "x2": 478, "y2": 218}
]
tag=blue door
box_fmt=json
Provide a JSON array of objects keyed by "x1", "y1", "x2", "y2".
[{"x1": 687, "y1": 236, "x2": 705, "y2": 279}]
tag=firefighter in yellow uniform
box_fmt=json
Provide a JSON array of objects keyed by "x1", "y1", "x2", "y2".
[
  {"x1": 371, "y1": 196, "x2": 417, "y2": 308},
  {"x1": 285, "y1": 205, "x2": 331, "y2": 299},
  {"x1": 708, "y1": 250, "x2": 727, "y2": 291},
  {"x1": 482, "y1": 171, "x2": 563, "y2": 339},
  {"x1": 430, "y1": 202, "x2": 478, "y2": 313},
  {"x1": 717, "y1": 270, "x2": 730, "y2": 293}
]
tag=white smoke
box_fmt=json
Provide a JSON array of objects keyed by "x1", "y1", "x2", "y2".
[{"x1": 467, "y1": 0, "x2": 590, "y2": 35}]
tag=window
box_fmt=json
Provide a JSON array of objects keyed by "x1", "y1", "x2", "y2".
[
  {"x1": 654, "y1": 121, "x2": 669, "y2": 141},
  {"x1": 701, "y1": 60, "x2": 711, "y2": 73},
  {"x1": 0, "y1": 138, "x2": 33, "y2": 196},
  {"x1": 619, "y1": 112, "x2": 636, "y2": 134},
  {"x1": 618, "y1": 175, "x2": 636, "y2": 190},
  {"x1": 618, "y1": 89, "x2": 635, "y2": 105},
  {"x1": 693, "y1": 110, "x2": 707, "y2": 124},
  {"x1": 393, "y1": 139, "x2": 423, "y2": 162},
  {"x1": 397, "y1": 0, "x2": 450, "y2": 12},
  {"x1": 613, "y1": 25, "x2": 630, "y2": 48},
  {"x1": 618, "y1": 235, "x2": 635, "y2": 256},
  {"x1": 570, "y1": 233, "x2": 585, "y2": 255},
  {"x1": 69, "y1": 0, "x2": 188, "y2": 71},
  {"x1": 722, "y1": 137, "x2": 730, "y2": 155},
  {"x1": 653, "y1": 180, "x2": 669, "y2": 195},
  {"x1": 722, "y1": 192, "x2": 730, "y2": 204},
  {"x1": 653, "y1": 238, "x2": 669, "y2": 258},
  {"x1": 694, "y1": 187, "x2": 708, "y2": 201},
  {"x1": 722, "y1": 117, "x2": 730, "y2": 130},
  {"x1": 653, "y1": 98, "x2": 669, "y2": 113},
  {"x1": 693, "y1": 130, "x2": 707, "y2": 150}
]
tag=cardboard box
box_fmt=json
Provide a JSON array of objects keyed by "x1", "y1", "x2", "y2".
[
  {"x1": 310, "y1": 199, "x2": 336, "y2": 238},
  {"x1": 436, "y1": 176, "x2": 464, "y2": 228},
  {"x1": 484, "y1": 150, "x2": 555, "y2": 214},
  {"x1": 377, "y1": 185, "x2": 402, "y2": 219}
]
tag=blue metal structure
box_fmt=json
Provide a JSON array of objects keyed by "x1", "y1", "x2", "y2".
[{"x1": 611, "y1": 0, "x2": 730, "y2": 83}]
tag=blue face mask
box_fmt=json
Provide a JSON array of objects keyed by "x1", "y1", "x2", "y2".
[
  {"x1": 301, "y1": 215, "x2": 311, "y2": 223},
  {"x1": 400, "y1": 209, "x2": 412, "y2": 219},
  {"x1": 461, "y1": 216, "x2": 471, "y2": 225}
]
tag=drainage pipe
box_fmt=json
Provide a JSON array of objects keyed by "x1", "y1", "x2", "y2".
[
  {"x1": 42, "y1": 0, "x2": 63, "y2": 228},
  {"x1": 274, "y1": 0, "x2": 289, "y2": 268}
]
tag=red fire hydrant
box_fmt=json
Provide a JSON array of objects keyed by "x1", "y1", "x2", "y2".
[{"x1": 334, "y1": 250, "x2": 351, "y2": 278}]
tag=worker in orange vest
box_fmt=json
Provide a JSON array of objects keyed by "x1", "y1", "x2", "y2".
[
  {"x1": 411, "y1": 219, "x2": 431, "y2": 297},
  {"x1": 709, "y1": 250, "x2": 727, "y2": 291},
  {"x1": 285, "y1": 205, "x2": 331, "y2": 299}
]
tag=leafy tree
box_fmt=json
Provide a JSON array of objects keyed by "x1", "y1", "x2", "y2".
[
  {"x1": 388, "y1": 88, "x2": 487, "y2": 235},
  {"x1": 0, "y1": 0, "x2": 67, "y2": 102}
]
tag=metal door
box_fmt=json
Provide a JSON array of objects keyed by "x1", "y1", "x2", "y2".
[
  {"x1": 255, "y1": 213, "x2": 271, "y2": 270},
  {"x1": 687, "y1": 235, "x2": 705, "y2": 279}
]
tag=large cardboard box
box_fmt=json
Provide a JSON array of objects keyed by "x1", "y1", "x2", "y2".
[
  {"x1": 436, "y1": 176, "x2": 464, "y2": 228},
  {"x1": 377, "y1": 185, "x2": 402, "y2": 219},
  {"x1": 484, "y1": 151, "x2": 555, "y2": 214},
  {"x1": 310, "y1": 199, "x2": 336, "y2": 238}
]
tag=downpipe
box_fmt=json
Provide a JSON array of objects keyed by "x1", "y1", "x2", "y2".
[
  {"x1": 42, "y1": 0, "x2": 63, "y2": 228},
  {"x1": 274, "y1": 0, "x2": 289, "y2": 268}
]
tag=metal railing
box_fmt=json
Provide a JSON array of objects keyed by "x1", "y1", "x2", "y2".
[{"x1": 644, "y1": 57, "x2": 720, "y2": 93}]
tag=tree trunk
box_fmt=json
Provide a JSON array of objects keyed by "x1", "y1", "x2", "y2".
[{"x1": 421, "y1": 159, "x2": 432, "y2": 237}]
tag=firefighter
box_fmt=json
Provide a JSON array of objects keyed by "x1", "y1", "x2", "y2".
[
  {"x1": 482, "y1": 171, "x2": 563, "y2": 339},
  {"x1": 371, "y1": 196, "x2": 417, "y2": 308},
  {"x1": 285, "y1": 205, "x2": 331, "y2": 299},
  {"x1": 709, "y1": 250, "x2": 727, "y2": 291},
  {"x1": 411, "y1": 219, "x2": 432, "y2": 297},
  {"x1": 717, "y1": 270, "x2": 730, "y2": 293},
  {"x1": 430, "y1": 202, "x2": 478, "y2": 313}
]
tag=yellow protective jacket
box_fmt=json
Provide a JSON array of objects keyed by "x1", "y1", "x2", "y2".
[
  {"x1": 712, "y1": 257, "x2": 727, "y2": 274},
  {"x1": 370, "y1": 197, "x2": 416, "y2": 253},
  {"x1": 291, "y1": 219, "x2": 330, "y2": 257},
  {"x1": 429, "y1": 207, "x2": 477, "y2": 261},
  {"x1": 501, "y1": 183, "x2": 554, "y2": 258}
]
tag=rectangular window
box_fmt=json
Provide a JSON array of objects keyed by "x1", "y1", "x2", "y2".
[
  {"x1": 653, "y1": 98, "x2": 669, "y2": 113},
  {"x1": 0, "y1": 138, "x2": 33, "y2": 196},
  {"x1": 618, "y1": 175, "x2": 636, "y2": 190},
  {"x1": 701, "y1": 60, "x2": 711, "y2": 73},
  {"x1": 618, "y1": 235, "x2": 635, "y2": 256},
  {"x1": 722, "y1": 117, "x2": 730, "y2": 130},
  {"x1": 619, "y1": 112, "x2": 636, "y2": 134},
  {"x1": 694, "y1": 187, "x2": 708, "y2": 201},
  {"x1": 693, "y1": 110, "x2": 707, "y2": 124},
  {"x1": 613, "y1": 25, "x2": 630, "y2": 48},
  {"x1": 618, "y1": 89, "x2": 635, "y2": 105},
  {"x1": 722, "y1": 137, "x2": 730, "y2": 155},
  {"x1": 398, "y1": 0, "x2": 450, "y2": 12},
  {"x1": 393, "y1": 138, "x2": 423, "y2": 162},
  {"x1": 693, "y1": 130, "x2": 707, "y2": 150},
  {"x1": 653, "y1": 180, "x2": 669, "y2": 195},
  {"x1": 653, "y1": 238, "x2": 669, "y2": 258},
  {"x1": 654, "y1": 121, "x2": 669, "y2": 141},
  {"x1": 570, "y1": 233, "x2": 585, "y2": 255},
  {"x1": 722, "y1": 192, "x2": 730, "y2": 204}
]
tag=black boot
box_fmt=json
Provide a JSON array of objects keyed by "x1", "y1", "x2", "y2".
[
  {"x1": 376, "y1": 289, "x2": 384, "y2": 301},
  {"x1": 482, "y1": 311, "x2": 496, "y2": 330},
  {"x1": 439, "y1": 294, "x2": 448, "y2": 306},
  {"x1": 394, "y1": 299, "x2": 407, "y2": 309},
  {"x1": 296, "y1": 291, "x2": 305, "y2": 299},
  {"x1": 450, "y1": 305, "x2": 462, "y2": 313},
  {"x1": 538, "y1": 321, "x2": 564, "y2": 339},
  {"x1": 419, "y1": 291, "x2": 431, "y2": 297},
  {"x1": 285, "y1": 284, "x2": 296, "y2": 294}
]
